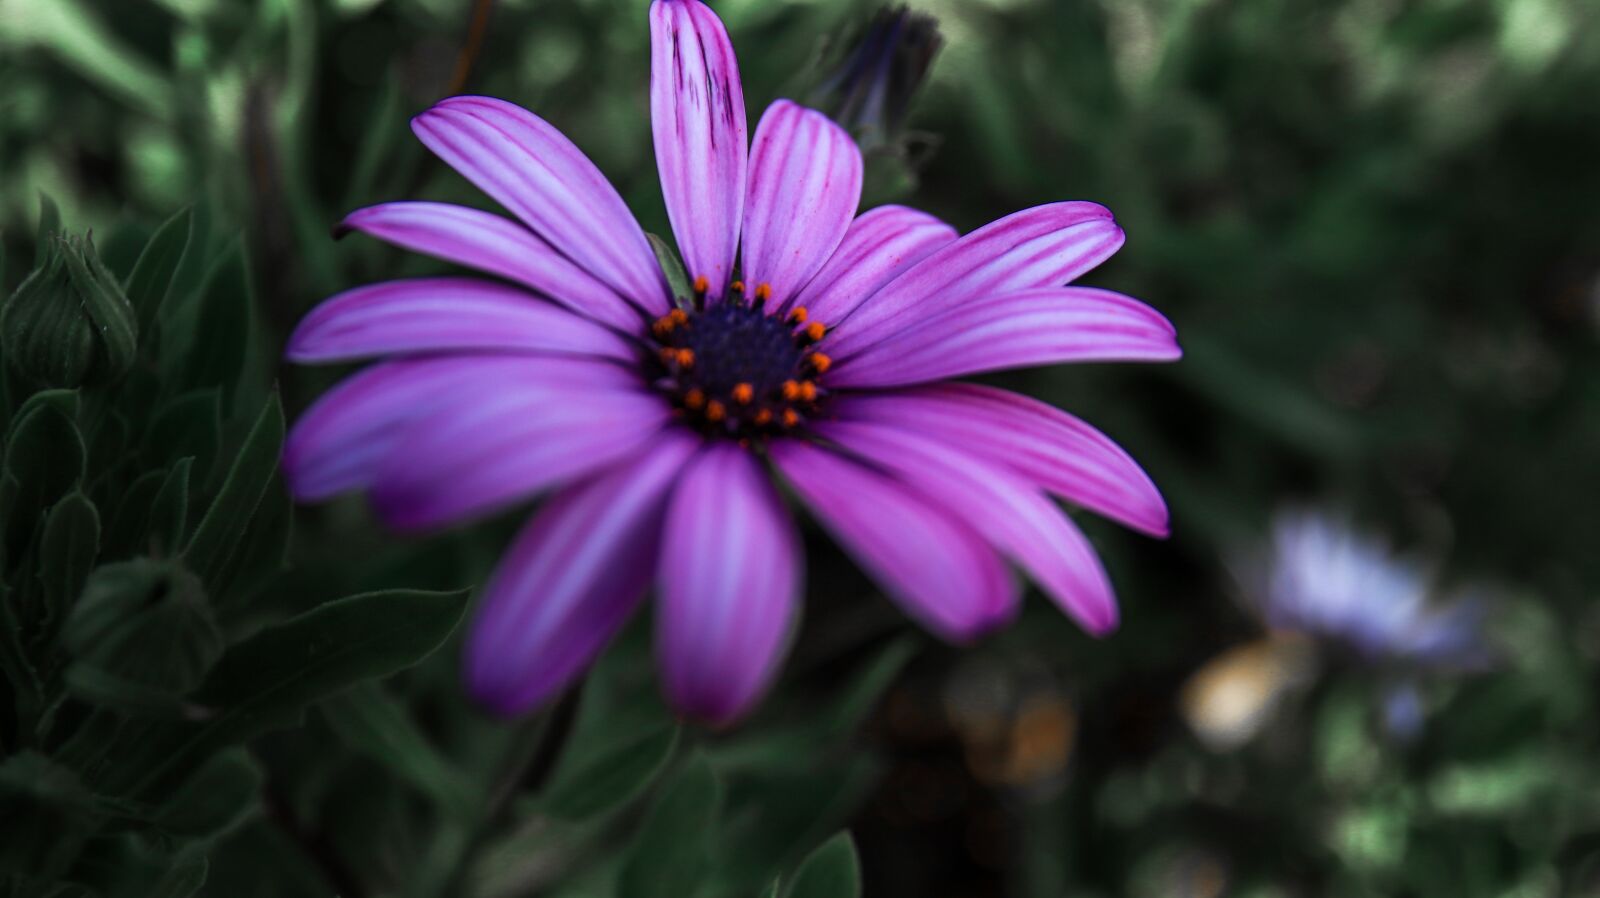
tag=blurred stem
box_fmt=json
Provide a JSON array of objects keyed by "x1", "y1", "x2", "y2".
[
  {"x1": 263, "y1": 778, "x2": 368, "y2": 898},
  {"x1": 425, "y1": 684, "x2": 583, "y2": 898},
  {"x1": 448, "y1": 0, "x2": 498, "y2": 98}
]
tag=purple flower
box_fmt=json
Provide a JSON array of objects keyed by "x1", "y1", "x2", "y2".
[
  {"x1": 1247, "y1": 510, "x2": 1488, "y2": 669},
  {"x1": 283, "y1": 0, "x2": 1180, "y2": 725}
]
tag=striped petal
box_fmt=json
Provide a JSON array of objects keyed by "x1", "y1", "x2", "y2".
[
  {"x1": 411, "y1": 96, "x2": 670, "y2": 313},
  {"x1": 657, "y1": 443, "x2": 800, "y2": 724},
  {"x1": 650, "y1": 0, "x2": 747, "y2": 298},
  {"x1": 283, "y1": 355, "x2": 636, "y2": 502},
  {"x1": 741, "y1": 100, "x2": 863, "y2": 310},
  {"x1": 831, "y1": 286, "x2": 1180, "y2": 387},
  {"x1": 783, "y1": 205, "x2": 957, "y2": 322},
  {"x1": 816, "y1": 420, "x2": 1117, "y2": 635},
  {"x1": 834, "y1": 384, "x2": 1169, "y2": 537},
  {"x1": 286, "y1": 278, "x2": 638, "y2": 364},
  {"x1": 369, "y1": 368, "x2": 670, "y2": 530},
  {"x1": 824, "y1": 202, "x2": 1125, "y2": 358},
  {"x1": 770, "y1": 439, "x2": 1015, "y2": 640},
  {"x1": 337, "y1": 202, "x2": 646, "y2": 332},
  {"x1": 464, "y1": 434, "x2": 697, "y2": 717}
]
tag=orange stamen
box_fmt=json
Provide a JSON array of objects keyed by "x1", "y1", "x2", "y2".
[
  {"x1": 669, "y1": 308, "x2": 688, "y2": 326},
  {"x1": 808, "y1": 352, "x2": 832, "y2": 374},
  {"x1": 706, "y1": 400, "x2": 727, "y2": 423},
  {"x1": 684, "y1": 389, "x2": 706, "y2": 411},
  {"x1": 781, "y1": 380, "x2": 802, "y2": 401},
  {"x1": 731, "y1": 383, "x2": 754, "y2": 405},
  {"x1": 693, "y1": 275, "x2": 710, "y2": 295},
  {"x1": 804, "y1": 321, "x2": 827, "y2": 342},
  {"x1": 781, "y1": 409, "x2": 800, "y2": 428},
  {"x1": 798, "y1": 380, "x2": 818, "y2": 402},
  {"x1": 675, "y1": 349, "x2": 695, "y2": 368},
  {"x1": 788, "y1": 307, "x2": 809, "y2": 325},
  {"x1": 754, "y1": 409, "x2": 774, "y2": 426},
  {"x1": 731, "y1": 280, "x2": 746, "y2": 295},
  {"x1": 754, "y1": 283, "x2": 773, "y2": 303}
]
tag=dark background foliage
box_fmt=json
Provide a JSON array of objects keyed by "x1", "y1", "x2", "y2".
[{"x1": 2, "y1": 0, "x2": 1599, "y2": 896}]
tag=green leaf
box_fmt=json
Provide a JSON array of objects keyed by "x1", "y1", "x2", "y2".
[
  {"x1": 146, "y1": 856, "x2": 208, "y2": 898},
  {"x1": 618, "y1": 753, "x2": 724, "y2": 898},
  {"x1": 124, "y1": 207, "x2": 195, "y2": 335},
  {"x1": 103, "y1": 469, "x2": 167, "y2": 559},
  {"x1": 0, "y1": 584, "x2": 44, "y2": 717},
  {"x1": 647, "y1": 233, "x2": 692, "y2": 305},
  {"x1": 148, "y1": 457, "x2": 193, "y2": 556},
  {"x1": 209, "y1": 472, "x2": 290, "y2": 608},
  {"x1": 322, "y1": 682, "x2": 477, "y2": 820},
  {"x1": 36, "y1": 192, "x2": 61, "y2": 253},
  {"x1": 825, "y1": 637, "x2": 918, "y2": 737},
  {"x1": 540, "y1": 724, "x2": 681, "y2": 821},
  {"x1": 37, "y1": 491, "x2": 100, "y2": 635},
  {"x1": 154, "y1": 749, "x2": 261, "y2": 840},
  {"x1": 115, "y1": 588, "x2": 469, "y2": 798},
  {"x1": 786, "y1": 832, "x2": 861, "y2": 898},
  {"x1": 3, "y1": 397, "x2": 86, "y2": 562},
  {"x1": 183, "y1": 391, "x2": 282, "y2": 585},
  {"x1": 180, "y1": 243, "x2": 252, "y2": 408},
  {"x1": 142, "y1": 389, "x2": 221, "y2": 479}
]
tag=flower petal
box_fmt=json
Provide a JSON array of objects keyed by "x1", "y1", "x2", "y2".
[
  {"x1": 816, "y1": 420, "x2": 1117, "y2": 634},
  {"x1": 411, "y1": 96, "x2": 670, "y2": 313},
  {"x1": 824, "y1": 202, "x2": 1125, "y2": 358},
  {"x1": 337, "y1": 202, "x2": 646, "y2": 332},
  {"x1": 286, "y1": 278, "x2": 639, "y2": 364},
  {"x1": 769, "y1": 439, "x2": 1015, "y2": 640},
  {"x1": 657, "y1": 443, "x2": 800, "y2": 724},
  {"x1": 741, "y1": 100, "x2": 863, "y2": 309},
  {"x1": 830, "y1": 286, "x2": 1180, "y2": 387},
  {"x1": 368, "y1": 366, "x2": 670, "y2": 530},
  {"x1": 834, "y1": 384, "x2": 1169, "y2": 537},
  {"x1": 283, "y1": 356, "x2": 639, "y2": 502},
  {"x1": 783, "y1": 205, "x2": 957, "y2": 323},
  {"x1": 464, "y1": 433, "x2": 698, "y2": 717},
  {"x1": 650, "y1": 0, "x2": 747, "y2": 298}
]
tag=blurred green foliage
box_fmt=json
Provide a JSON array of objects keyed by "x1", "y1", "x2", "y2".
[{"x1": 2, "y1": 0, "x2": 1599, "y2": 896}]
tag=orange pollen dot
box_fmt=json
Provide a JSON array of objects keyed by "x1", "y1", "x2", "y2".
[
  {"x1": 684, "y1": 389, "x2": 706, "y2": 411},
  {"x1": 799, "y1": 380, "x2": 818, "y2": 402},
  {"x1": 781, "y1": 380, "x2": 802, "y2": 401},
  {"x1": 754, "y1": 283, "x2": 773, "y2": 302},
  {"x1": 731, "y1": 383, "x2": 754, "y2": 404},
  {"x1": 808, "y1": 353, "x2": 833, "y2": 374},
  {"x1": 754, "y1": 409, "x2": 774, "y2": 426},
  {"x1": 788, "y1": 307, "x2": 809, "y2": 324},
  {"x1": 693, "y1": 275, "x2": 710, "y2": 294},
  {"x1": 804, "y1": 321, "x2": 827, "y2": 342},
  {"x1": 705, "y1": 400, "x2": 727, "y2": 423},
  {"x1": 781, "y1": 409, "x2": 800, "y2": 428}
]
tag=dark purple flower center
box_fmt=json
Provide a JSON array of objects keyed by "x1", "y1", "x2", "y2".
[{"x1": 649, "y1": 281, "x2": 833, "y2": 438}]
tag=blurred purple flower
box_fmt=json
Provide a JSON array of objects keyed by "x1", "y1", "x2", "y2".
[
  {"x1": 1250, "y1": 510, "x2": 1489, "y2": 669},
  {"x1": 282, "y1": 0, "x2": 1180, "y2": 725}
]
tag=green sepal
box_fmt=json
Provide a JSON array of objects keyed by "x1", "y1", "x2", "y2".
[{"x1": 648, "y1": 232, "x2": 692, "y2": 305}]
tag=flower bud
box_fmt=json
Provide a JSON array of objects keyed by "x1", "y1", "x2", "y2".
[
  {"x1": 63, "y1": 559, "x2": 223, "y2": 705},
  {"x1": 1, "y1": 232, "x2": 139, "y2": 389},
  {"x1": 811, "y1": 6, "x2": 943, "y2": 151}
]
